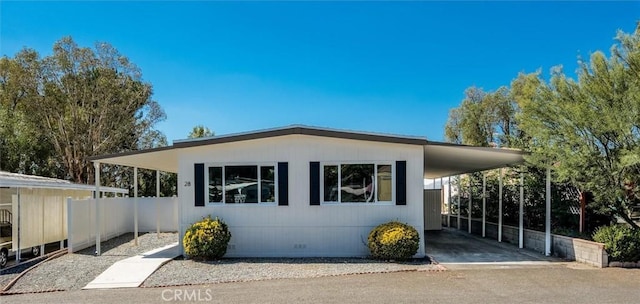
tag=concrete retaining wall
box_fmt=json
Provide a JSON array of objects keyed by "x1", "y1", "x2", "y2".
[{"x1": 441, "y1": 214, "x2": 608, "y2": 268}]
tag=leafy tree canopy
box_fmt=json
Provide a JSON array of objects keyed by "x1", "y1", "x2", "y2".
[
  {"x1": 0, "y1": 37, "x2": 166, "y2": 185},
  {"x1": 188, "y1": 125, "x2": 214, "y2": 139},
  {"x1": 445, "y1": 24, "x2": 640, "y2": 230}
]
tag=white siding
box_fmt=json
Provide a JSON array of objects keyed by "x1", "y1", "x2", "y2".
[{"x1": 178, "y1": 134, "x2": 425, "y2": 257}]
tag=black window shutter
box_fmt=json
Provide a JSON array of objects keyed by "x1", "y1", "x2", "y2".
[
  {"x1": 194, "y1": 163, "x2": 205, "y2": 207},
  {"x1": 278, "y1": 162, "x2": 289, "y2": 206},
  {"x1": 396, "y1": 161, "x2": 407, "y2": 205},
  {"x1": 310, "y1": 162, "x2": 320, "y2": 205}
]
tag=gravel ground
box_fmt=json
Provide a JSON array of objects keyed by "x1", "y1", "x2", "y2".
[
  {"x1": 4, "y1": 232, "x2": 177, "y2": 293},
  {"x1": 143, "y1": 257, "x2": 438, "y2": 287},
  {"x1": 0, "y1": 259, "x2": 40, "y2": 290},
  {"x1": 4, "y1": 232, "x2": 438, "y2": 292}
]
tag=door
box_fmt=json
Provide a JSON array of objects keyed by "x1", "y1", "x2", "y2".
[{"x1": 423, "y1": 189, "x2": 442, "y2": 230}]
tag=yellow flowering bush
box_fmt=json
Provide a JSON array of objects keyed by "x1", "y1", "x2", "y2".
[
  {"x1": 183, "y1": 216, "x2": 232, "y2": 260},
  {"x1": 368, "y1": 221, "x2": 419, "y2": 261}
]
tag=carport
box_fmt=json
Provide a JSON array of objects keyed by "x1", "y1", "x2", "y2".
[
  {"x1": 423, "y1": 142, "x2": 555, "y2": 257},
  {"x1": 0, "y1": 171, "x2": 127, "y2": 265},
  {"x1": 425, "y1": 228, "x2": 558, "y2": 267}
]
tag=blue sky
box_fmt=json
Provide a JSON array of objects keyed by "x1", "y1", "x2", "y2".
[{"x1": 1, "y1": 1, "x2": 638, "y2": 143}]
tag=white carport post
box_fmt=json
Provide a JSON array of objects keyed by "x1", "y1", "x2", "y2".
[
  {"x1": 40, "y1": 193, "x2": 45, "y2": 258},
  {"x1": 60, "y1": 196, "x2": 65, "y2": 252},
  {"x1": 134, "y1": 167, "x2": 139, "y2": 246},
  {"x1": 156, "y1": 170, "x2": 161, "y2": 237},
  {"x1": 456, "y1": 175, "x2": 461, "y2": 230},
  {"x1": 482, "y1": 173, "x2": 486, "y2": 238},
  {"x1": 16, "y1": 188, "x2": 21, "y2": 262},
  {"x1": 468, "y1": 181, "x2": 472, "y2": 234},
  {"x1": 498, "y1": 168, "x2": 503, "y2": 243},
  {"x1": 447, "y1": 177, "x2": 451, "y2": 228},
  {"x1": 519, "y1": 171, "x2": 524, "y2": 249},
  {"x1": 94, "y1": 162, "x2": 101, "y2": 256},
  {"x1": 545, "y1": 167, "x2": 551, "y2": 256}
]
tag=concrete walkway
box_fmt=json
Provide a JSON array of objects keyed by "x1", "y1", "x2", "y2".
[
  {"x1": 425, "y1": 228, "x2": 562, "y2": 269},
  {"x1": 83, "y1": 242, "x2": 180, "y2": 289}
]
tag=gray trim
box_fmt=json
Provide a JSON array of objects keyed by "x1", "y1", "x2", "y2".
[
  {"x1": 172, "y1": 125, "x2": 429, "y2": 148},
  {"x1": 88, "y1": 125, "x2": 430, "y2": 162}
]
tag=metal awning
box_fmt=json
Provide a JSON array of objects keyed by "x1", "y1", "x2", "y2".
[
  {"x1": 0, "y1": 171, "x2": 128, "y2": 193},
  {"x1": 88, "y1": 125, "x2": 525, "y2": 177},
  {"x1": 423, "y1": 143, "x2": 525, "y2": 179},
  {"x1": 89, "y1": 146, "x2": 178, "y2": 173}
]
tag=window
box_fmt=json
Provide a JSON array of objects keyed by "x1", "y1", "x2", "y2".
[
  {"x1": 208, "y1": 167, "x2": 223, "y2": 203},
  {"x1": 322, "y1": 162, "x2": 393, "y2": 203},
  {"x1": 207, "y1": 164, "x2": 277, "y2": 204},
  {"x1": 377, "y1": 165, "x2": 392, "y2": 201},
  {"x1": 260, "y1": 166, "x2": 276, "y2": 202},
  {"x1": 0, "y1": 224, "x2": 10, "y2": 238},
  {"x1": 324, "y1": 165, "x2": 338, "y2": 202}
]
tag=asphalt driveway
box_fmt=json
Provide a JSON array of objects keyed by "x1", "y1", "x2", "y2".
[{"x1": 3, "y1": 266, "x2": 639, "y2": 304}]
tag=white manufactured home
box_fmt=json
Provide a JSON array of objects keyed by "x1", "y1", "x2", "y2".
[{"x1": 90, "y1": 125, "x2": 524, "y2": 258}]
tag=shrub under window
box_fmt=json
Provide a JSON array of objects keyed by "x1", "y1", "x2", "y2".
[
  {"x1": 368, "y1": 221, "x2": 419, "y2": 261},
  {"x1": 183, "y1": 216, "x2": 232, "y2": 260}
]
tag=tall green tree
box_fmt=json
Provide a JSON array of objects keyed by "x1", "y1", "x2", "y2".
[
  {"x1": 188, "y1": 125, "x2": 214, "y2": 138},
  {"x1": 0, "y1": 50, "x2": 60, "y2": 176},
  {"x1": 519, "y1": 26, "x2": 640, "y2": 229},
  {"x1": 445, "y1": 87, "x2": 492, "y2": 146},
  {"x1": 0, "y1": 37, "x2": 166, "y2": 184},
  {"x1": 444, "y1": 86, "x2": 522, "y2": 148}
]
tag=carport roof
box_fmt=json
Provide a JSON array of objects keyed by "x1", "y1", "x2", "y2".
[
  {"x1": 88, "y1": 125, "x2": 525, "y2": 177},
  {"x1": 0, "y1": 171, "x2": 128, "y2": 193},
  {"x1": 423, "y1": 142, "x2": 525, "y2": 178}
]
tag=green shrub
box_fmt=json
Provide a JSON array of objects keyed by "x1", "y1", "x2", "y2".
[
  {"x1": 592, "y1": 224, "x2": 640, "y2": 262},
  {"x1": 368, "y1": 221, "x2": 420, "y2": 261},
  {"x1": 183, "y1": 216, "x2": 232, "y2": 260}
]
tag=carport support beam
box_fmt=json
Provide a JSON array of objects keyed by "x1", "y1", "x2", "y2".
[
  {"x1": 482, "y1": 173, "x2": 486, "y2": 238},
  {"x1": 457, "y1": 175, "x2": 461, "y2": 230},
  {"x1": 156, "y1": 170, "x2": 161, "y2": 237},
  {"x1": 468, "y1": 183, "x2": 472, "y2": 234},
  {"x1": 134, "y1": 167, "x2": 139, "y2": 246},
  {"x1": 94, "y1": 162, "x2": 101, "y2": 256},
  {"x1": 41, "y1": 188, "x2": 45, "y2": 257},
  {"x1": 447, "y1": 177, "x2": 451, "y2": 228},
  {"x1": 519, "y1": 171, "x2": 524, "y2": 249},
  {"x1": 498, "y1": 168, "x2": 503, "y2": 243},
  {"x1": 16, "y1": 188, "x2": 21, "y2": 262},
  {"x1": 545, "y1": 167, "x2": 551, "y2": 256}
]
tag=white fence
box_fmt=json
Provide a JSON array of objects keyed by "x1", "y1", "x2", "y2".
[
  {"x1": 67, "y1": 197, "x2": 178, "y2": 253},
  {"x1": 1, "y1": 188, "x2": 92, "y2": 251}
]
